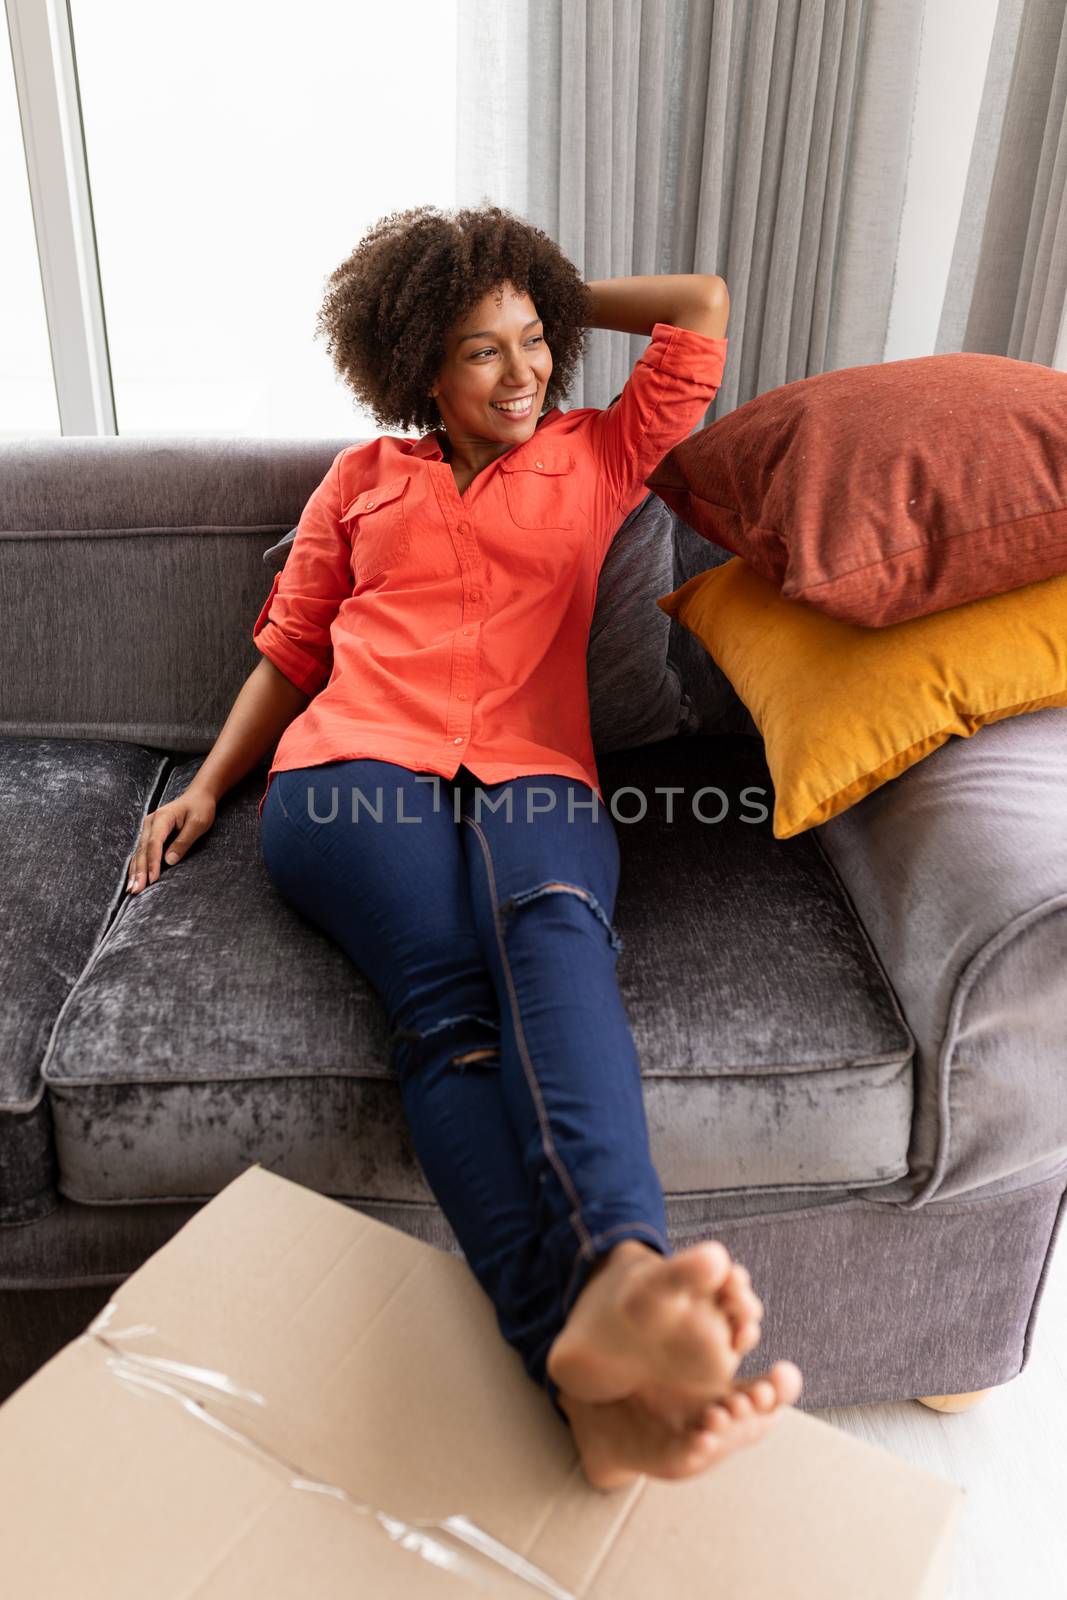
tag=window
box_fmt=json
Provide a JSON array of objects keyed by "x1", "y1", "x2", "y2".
[
  {"x1": 0, "y1": 33, "x2": 59, "y2": 438},
  {"x1": 66, "y1": 1, "x2": 457, "y2": 437}
]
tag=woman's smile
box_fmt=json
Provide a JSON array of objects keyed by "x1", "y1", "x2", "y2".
[{"x1": 490, "y1": 395, "x2": 535, "y2": 420}]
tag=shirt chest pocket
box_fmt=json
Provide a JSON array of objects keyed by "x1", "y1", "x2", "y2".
[
  {"x1": 341, "y1": 473, "x2": 413, "y2": 584},
  {"x1": 499, "y1": 448, "x2": 577, "y2": 529}
]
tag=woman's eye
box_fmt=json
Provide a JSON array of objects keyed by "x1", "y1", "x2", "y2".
[{"x1": 473, "y1": 337, "x2": 543, "y2": 358}]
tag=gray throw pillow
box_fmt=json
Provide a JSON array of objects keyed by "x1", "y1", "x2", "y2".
[
  {"x1": 664, "y1": 510, "x2": 756, "y2": 739},
  {"x1": 262, "y1": 526, "x2": 298, "y2": 573},
  {"x1": 587, "y1": 492, "x2": 687, "y2": 751}
]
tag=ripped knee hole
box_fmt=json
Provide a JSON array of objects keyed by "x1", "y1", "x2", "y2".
[{"x1": 499, "y1": 880, "x2": 625, "y2": 955}]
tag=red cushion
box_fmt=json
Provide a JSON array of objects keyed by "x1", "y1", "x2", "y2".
[{"x1": 646, "y1": 352, "x2": 1067, "y2": 627}]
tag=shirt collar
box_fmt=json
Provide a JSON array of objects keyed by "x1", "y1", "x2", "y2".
[{"x1": 406, "y1": 430, "x2": 446, "y2": 460}]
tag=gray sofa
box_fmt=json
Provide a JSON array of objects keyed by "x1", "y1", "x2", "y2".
[{"x1": 1, "y1": 434, "x2": 1065, "y2": 1413}]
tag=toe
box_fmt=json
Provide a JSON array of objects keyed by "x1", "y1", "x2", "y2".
[
  {"x1": 667, "y1": 1241, "x2": 731, "y2": 1297},
  {"x1": 681, "y1": 1426, "x2": 728, "y2": 1476},
  {"x1": 627, "y1": 1398, "x2": 728, "y2": 1482},
  {"x1": 700, "y1": 1240, "x2": 733, "y2": 1279},
  {"x1": 738, "y1": 1288, "x2": 764, "y2": 1322},
  {"x1": 698, "y1": 1400, "x2": 733, "y2": 1435},
  {"x1": 731, "y1": 1317, "x2": 762, "y2": 1356},
  {"x1": 718, "y1": 1292, "x2": 762, "y2": 1356},
  {"x1": 720, "y1": 1274, "x2": 763, "y2": 1321},
  {"x1": 724, "y1": 1391, "x2": 753, "y2": 1423},
  {"x1": 726, "y1": 1263, "x2": 752, "y2": 1293},
  {"x1": 716, "y1": 1269, "x2": 763, "y2": 1329},
  {"x1": 689, "y1": 1398, "x2": 771, "y2": 1465},
  {"x1": 770, "y1": 1360, "x2": 804, "y2": 1404},
  {"x1": 742, "y1": 1378, "x2": 777, "y2": 1411}
]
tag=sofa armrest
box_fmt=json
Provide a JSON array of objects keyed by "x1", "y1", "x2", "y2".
[{"x1": 813, "y1": 704, "x2": 1067, "y2": 1207}]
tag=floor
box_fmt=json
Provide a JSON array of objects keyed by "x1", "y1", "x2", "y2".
[{"x1": 810, "y1": 1231, "x2": 1067, "y2": 1599}]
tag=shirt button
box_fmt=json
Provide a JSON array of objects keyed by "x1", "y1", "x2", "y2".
[
  {"x1": 535, "y1": 461, "x2": 543, "y2": 469},
  {"x1": 463, "y1": 628, "x2": 473, "y2": 636},
  {"x1": 458, "y1": 521, "x2": 470, "y2": 534},
  {"x1": 453, "y1": 736, "x2": 464, "y2": 744},
  {"x1": 366, "y1": 500, "x2": 375, "y2": 508},
  {"x1": 457, "y1": 692, "x2": 468, "y2": 701},
  {"x1": 469, "y1": 588, "x2": 481, "y2": 600}
]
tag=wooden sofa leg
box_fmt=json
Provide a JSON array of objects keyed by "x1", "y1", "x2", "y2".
[{"x1": 916, "y1": 1389, "x2": 993, "y2": 1413}]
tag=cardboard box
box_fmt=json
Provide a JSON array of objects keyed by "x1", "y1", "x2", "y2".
[{"x1": 0, "y1": 1166, "x2": 963, "y2": 1596}]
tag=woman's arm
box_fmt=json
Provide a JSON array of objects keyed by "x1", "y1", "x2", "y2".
[
  {"x1": 185, "y1": 657, "x2": 311, "y2": 804},
  {"x1": 581, "y1": 277, "x2": 731, "y2": 542},
  {"x1": 126, "y1": 657, "x2": 309, "y2": 892},
  {"x1": 583, "y1": 274, "x2": 729, "y2": 339}
]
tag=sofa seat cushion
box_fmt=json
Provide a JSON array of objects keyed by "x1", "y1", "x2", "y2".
[
  {"x1": 0, "y1": 737, "x2": 170, "y2": 1224},
  {"x1": 601, "y1": 736, "x2": 914, "y2": 1192},
  {"x1": 42, "y1": 737, "x2": 915, "y2": 1207}
]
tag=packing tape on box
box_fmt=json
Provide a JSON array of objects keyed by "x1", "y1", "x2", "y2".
[{"x1": 87, "y1": 1300, "x2": 577, "y2": 1599}]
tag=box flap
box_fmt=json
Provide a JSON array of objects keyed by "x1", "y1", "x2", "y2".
[{"x1": 0, "y1": 1166, "x2": 964, "y2": 1597}]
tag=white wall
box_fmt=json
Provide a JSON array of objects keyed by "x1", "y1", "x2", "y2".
[{"x1": 884, "y1": 0, "x2": 1001, "y2": 362}]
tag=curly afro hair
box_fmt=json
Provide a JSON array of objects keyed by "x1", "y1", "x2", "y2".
[{"x1": 313, "y1": 203, "x2": 593, "y2": 435}]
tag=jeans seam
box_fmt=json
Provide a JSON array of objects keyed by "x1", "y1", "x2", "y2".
[
  {"x1": 461, "y1": 814, "x2": 597, "y2": 1279},
  {"x1": 267, "y1": 774, "x2": 332, "y2": 858},
  {"x1": 268, "y1": 769, "x2": 298, "y2": 827}
]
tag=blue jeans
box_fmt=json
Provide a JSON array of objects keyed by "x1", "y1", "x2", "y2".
[{"x1": 259, "y1": 758, "x2": 673, "y2": 1426}]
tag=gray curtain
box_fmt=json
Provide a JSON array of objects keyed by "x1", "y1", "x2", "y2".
[
  {"x1": 456, "y1": 0, "x2": 1067, "y2": 417},
  {"x1": 940, "y1": 0, "x2": 1067, "y2": 367}
]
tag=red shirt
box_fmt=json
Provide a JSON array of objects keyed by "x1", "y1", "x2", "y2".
[{"x1": 252, "y1": 322, "x2": 729, "y2": 819}]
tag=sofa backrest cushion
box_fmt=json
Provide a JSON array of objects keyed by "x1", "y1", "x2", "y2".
[{"x1": 0, "y1": 435, "x2": 747, "y2": 754}]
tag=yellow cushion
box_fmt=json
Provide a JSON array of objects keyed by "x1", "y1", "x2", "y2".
[{"x1": 656, "y1": 557, "x2": 1067, "y2": 839}]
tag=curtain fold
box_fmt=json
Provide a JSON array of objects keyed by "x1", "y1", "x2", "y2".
[
  {"x1": 941, "y1": 0, "x2": 1067, "y2": 367},
  {"x1": 457, "y1": 0, "x2": 1067, "y2": 419}
]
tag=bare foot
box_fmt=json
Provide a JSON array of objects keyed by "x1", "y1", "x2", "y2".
[
  {"x1": 559, "y1": 1361, "x2": 804, "y2": 1491},
  {"x1": 546, "y1": 1240, "x2": 763, "y2": 1407}
]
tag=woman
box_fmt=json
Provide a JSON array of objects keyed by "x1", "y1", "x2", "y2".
[{"x1": 126, "y1": 204, "x2": 802, "y2": 1490}]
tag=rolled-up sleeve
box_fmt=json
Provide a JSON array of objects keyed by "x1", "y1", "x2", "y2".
[
  {"x1": 252, "y1": 449, "x2": 352, "y2": 697},
  {"x1": 587, "y1": 322, "x2": 729, "y2": 527}
]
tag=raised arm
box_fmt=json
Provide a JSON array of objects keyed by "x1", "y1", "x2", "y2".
[
  {"x1": 582, "y1": 275, "x2": 731, "y2": 534},
  {"x1": 584, "y1": 273, "x2": 730, "y2": 339}
]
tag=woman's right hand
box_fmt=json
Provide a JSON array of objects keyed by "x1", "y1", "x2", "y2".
[{"x1": 126, "y1": 786, "x2": 218, "y2": 893}]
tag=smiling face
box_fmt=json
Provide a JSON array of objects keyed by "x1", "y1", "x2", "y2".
[{"x1": 428, "y1": 281, "x2": 554, "y2": 452}]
